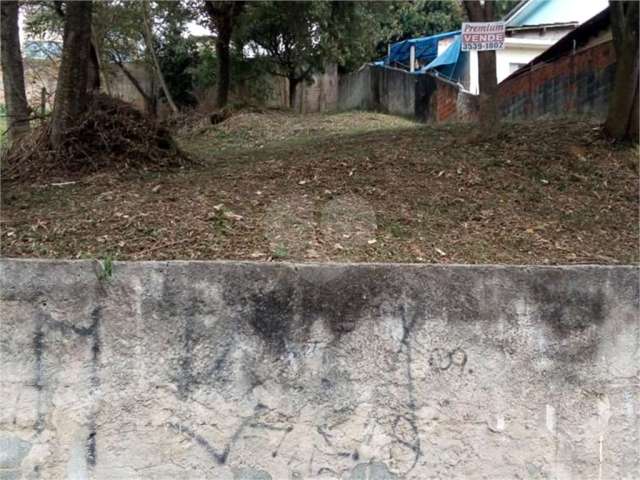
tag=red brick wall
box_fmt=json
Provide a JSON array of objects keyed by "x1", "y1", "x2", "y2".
[
  {"x1": 435, "y1": 79, "x2": 458, "y2": 121},
  {"x1": 421, "y1": 40, "x2": 615, "y2": 124},
  {"x1": 498, "y1": 40, "x2": 616, "y2": 120},
  {"x1": 432, "y1": 76, "x2": 478, "y2": 123}
]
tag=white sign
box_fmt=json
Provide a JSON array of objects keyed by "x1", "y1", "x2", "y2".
[{"x1": 461, "y1": 22, "x2": 506, "y2": 51}]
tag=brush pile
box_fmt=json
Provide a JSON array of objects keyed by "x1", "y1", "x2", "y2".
[{"x1": 3, "y1": 94, "x2": 193, "y2": 181}]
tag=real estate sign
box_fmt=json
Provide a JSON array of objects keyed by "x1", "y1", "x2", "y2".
[{"x1": 461, "y1": 22, "x2": 506, "y2": 51}]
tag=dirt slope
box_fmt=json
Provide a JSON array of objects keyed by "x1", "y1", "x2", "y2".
[{"x1": 2, "y1": 112, "x2": 638, "y2": 264}]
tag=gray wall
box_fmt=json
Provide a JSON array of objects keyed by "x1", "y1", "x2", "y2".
[
  {"x1": 338, "y1": 66, "x2": 419, "y2": 119},
  {"x1": 296, "y1": 64, "x2": 338, "y2": 114},
  {"x1": 338, "y1": 66, "x2": 374, "y2": 111},
  {"x1": 1, "y1": 259, "x2": 639, "y2": 480},
  {"x1": 374, "y1": 67, "x2": 417, "y2": 118}
]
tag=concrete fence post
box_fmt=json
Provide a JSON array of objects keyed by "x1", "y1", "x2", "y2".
[{"x1": 410, "y1": 45, "x2": 416, "y2": 73}]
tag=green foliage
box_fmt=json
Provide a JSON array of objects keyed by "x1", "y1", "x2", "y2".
[
  {"x1": 237, "y1": 1, "x2": 398, "y2": 80},
  {"x1": 156, "y1": 29, "x2": 199, "y2": 107},
  {"x1": 95, "y1": 1, "x2": 147, "y2": 64},
  {"x1": 316, "y1": 2, "x2": 393, "y2": 72},
  {"x1": 22, "y1": 0, "x2": 471, "y2": 106},
  {"x1": 237, "y1": 1, "x2": 328, "y2": 82},
  {"x1": 152, "y1": 0, "x2": 196, "y2": 41},
  {"x1": 193, "y1": 47, "x2": 218, "y2": 90},
  {"x1": 208, "y1": 209, "x2": 230, "y2": 234},
  {"x1": 23, "y1": 1, "x2": 145, "y2": 67},
  {"x1": 23, "y1": 1, "x2": 196, "y2": 75},
  {"x1": 22, "y1": 2, "x2": 65, "y2": 39},
  {"x1": 191, "y1": 47, "x2": 273, "y2": 105},
  {"x1": 272, "y1": 244, "x2": 289, "y2": 259},
  {"x1": 375, "y1": 0, "x2": 518, "y2": 58},
  {"x1": 228, "y1": 55, "x2": 274, "y2": 105},
  {"x1": 225, "y1": 0, "x2": 464, "y2": 74},
  {"x1": 379, "y1": 0, "x2": 463, "y2": 46},
  {"x1": 98, "y1": 255, "x2": 114, "y2": 282}
]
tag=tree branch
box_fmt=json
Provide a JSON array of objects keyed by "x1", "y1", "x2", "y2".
[{"x1": 111, "y1": 55, "x2": 151, "y2": 102}]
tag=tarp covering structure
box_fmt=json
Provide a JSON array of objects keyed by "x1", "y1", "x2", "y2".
[
  {"x1": 374, "y1": 29, "x2": 468, "y2": 86},
  {"x1": 422, "y1": 34, "x2": 462, "y2": 78},
  {"x1": 382, "y1": 31, "x2": 459, "y2": 70}
]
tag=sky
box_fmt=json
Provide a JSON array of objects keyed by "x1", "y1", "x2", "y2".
[
  {"x1": 19, "y1": 11, "x2": 213, "y2": 43},
  {"x1": 186, "y1": 21, "x2": 211, "y2": 38}
]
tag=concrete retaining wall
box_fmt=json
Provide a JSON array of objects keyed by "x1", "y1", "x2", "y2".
[
  {"x1": 374, "y1": 67, "x2": 417, "y2": 118},
  {"x1": 1, "y1": 259, "x2": 639, "y2": 479},
  {"x1": 338, "y1": 66, "x2": 373, "y2": 111},
  {"x1": 296, "y1": 64, "x2": 338, "y2": 114},
  {"x1": 338, "y1": 66, "x2": 478, "y2": 123},
  {"x1": 339, "y1": 66, "x2": 418, "y2": 118}
]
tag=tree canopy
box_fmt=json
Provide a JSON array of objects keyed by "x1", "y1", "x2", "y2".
[{"x1": 380, "y1": 0, "x2": 463, "y2": 45}]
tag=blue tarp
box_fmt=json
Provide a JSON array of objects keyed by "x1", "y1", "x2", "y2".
[
  {"x1": 375, "y1": 29, "x2": 468, "y2": 84},
  {"x1": 384, "y1": 31, "x2": 459, "y2": 68},
  {"x1": 422, "y1": 34, "x2": 461, "y2": 74}
]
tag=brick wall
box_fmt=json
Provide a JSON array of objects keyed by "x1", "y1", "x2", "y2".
[
  {"x1": 425, "y1": 75, "x2": 478, "y2": 123},
  {"x1": 498, "y1": 40, "x2": 616, "y2": 120},
  {"x1": 435, "y1": 78, "x2": 458, "y2": 121},
  {"x1": 424, "y1": 40, "x2": 615, "y2": 124},
  {"x1": 340, "y1": 41, "x2": 615, "y2": 124}
]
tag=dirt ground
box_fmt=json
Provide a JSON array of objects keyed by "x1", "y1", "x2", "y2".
[{"x1": 2, "y1": 111, "x2": 638, "y2": 264}]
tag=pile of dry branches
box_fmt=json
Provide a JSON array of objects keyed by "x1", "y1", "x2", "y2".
[{"x1": 2, "y1": 94, "x2": 193, "y2": 181}]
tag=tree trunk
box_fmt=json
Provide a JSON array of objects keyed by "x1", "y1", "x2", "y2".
[
  {"x1": 605, "y1": 1, "x2": 639, "y2": 141},
  {"x1": 478, "y1": 50, "x2": 498, "y2": 126},
  {"x1": 88, "y1": 42, "x2": 101, "y2": 92},
  {"x1": 52, "y1": 1, "x2": 100, "y2": 93},
  {"x1": 204, "y1": 1, "x2": 245, "y2": 109},
  {"x1": 50, "y1": 0, "x2": 93, "y2": 148},
  {"x1": 145, "y1": 94, "x2": 158, "y2": 118},
  {"x1": 142, "y1": 0, "x2": 178, "y2": 114},
  {"x1": 0, "y1": 0, "x2": 30, "y2": 142},
  {"x1": 215, "y1": 24, "x2": 232, "y2": 108},
  {"x1": 629, "y1": 78, "x2": 639, "y2": 140},
  {"x1": 94, "y1": 37, "x2": 111, "y2": 96},
  {"x1": 289, "y1": 77, "x2": 300, "y2": 111},
  {"x1": 463, "y1": 0, "x2": 499, "y2": 131}
]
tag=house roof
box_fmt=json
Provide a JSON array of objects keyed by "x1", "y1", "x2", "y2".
[
  {"x1": 500, "y1": 6, "x2": 611, "y2": 83},
  {"x1": 503, "y1": 0, "x2": 608, "y2": 28},
  {"x1": 506, "y1": 21, "x2": 578, "y2": 32}
]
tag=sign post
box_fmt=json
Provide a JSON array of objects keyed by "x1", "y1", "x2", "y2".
[{"x1": 461, "y1": 22, "x2": 506, "y2": 51}]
